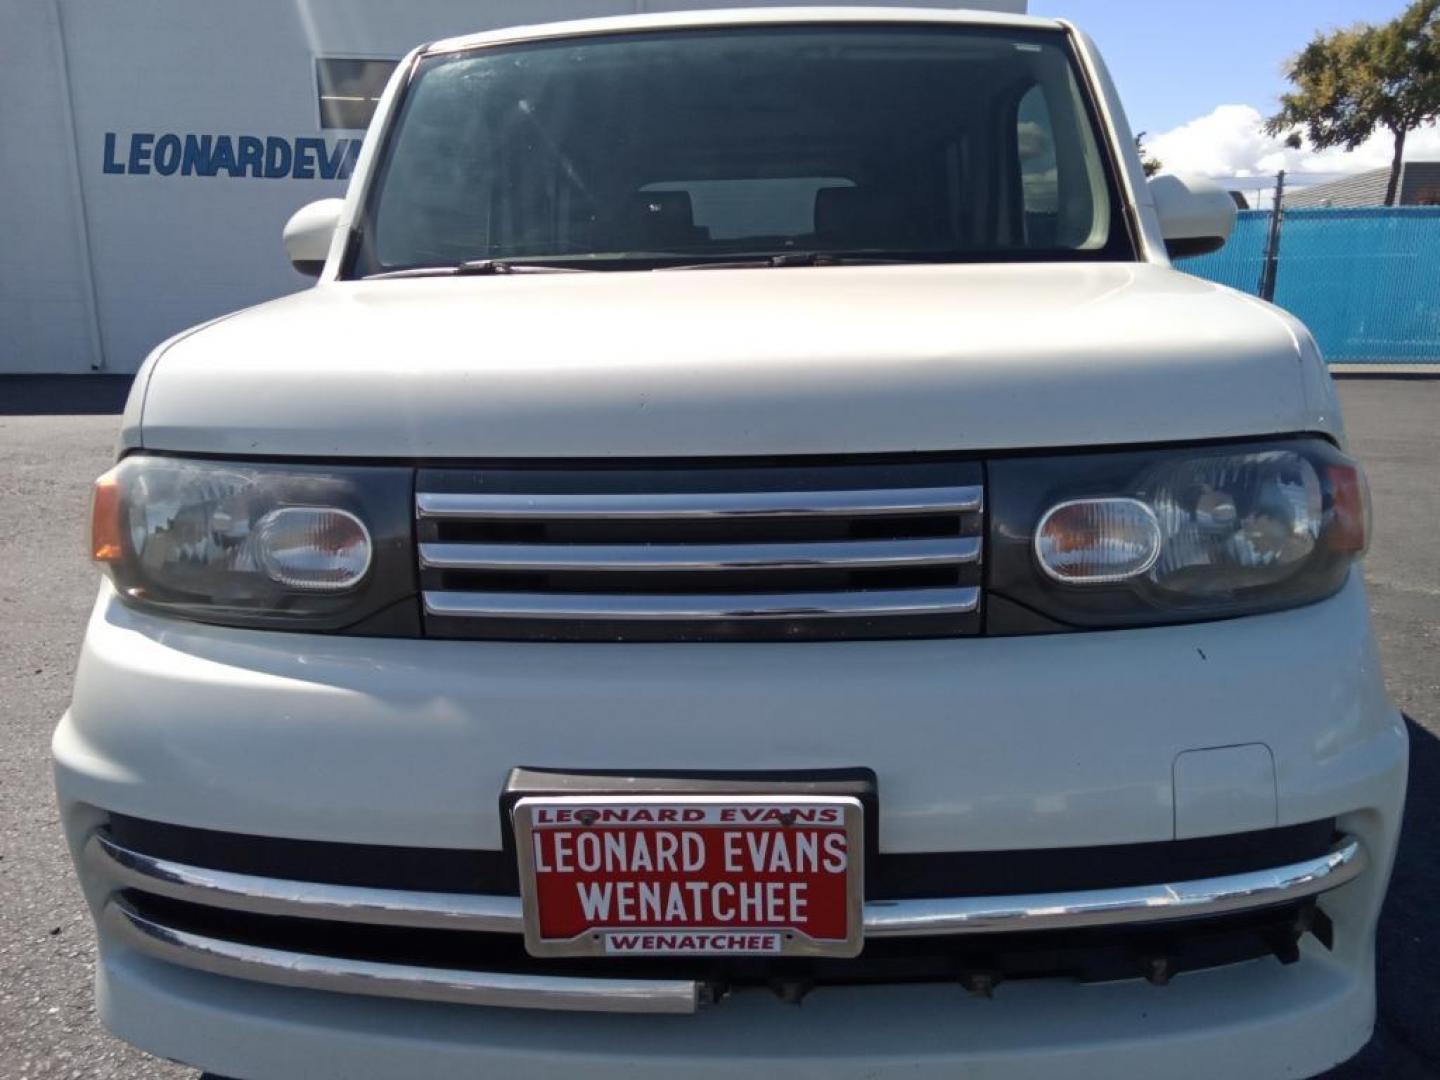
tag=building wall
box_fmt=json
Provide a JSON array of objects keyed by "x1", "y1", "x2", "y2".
[
  {"x1": 0, "y1": 0, "x2": 102, "y2": 372},
  {"x1": 3, "y1": 0, "x2": 1026, "y2": 374}
]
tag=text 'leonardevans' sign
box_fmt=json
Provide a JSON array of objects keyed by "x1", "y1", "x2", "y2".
[{"x1": 102, "y1": 132, "x2": 360, "y2": 179}]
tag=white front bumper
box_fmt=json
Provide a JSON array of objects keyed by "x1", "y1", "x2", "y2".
[{"x1": 54, "y1": 574, "x2": 1407, "y2": 1078}]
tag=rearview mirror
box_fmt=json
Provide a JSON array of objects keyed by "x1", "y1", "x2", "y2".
[
  {"x1": 1148, "y1": 174, "x2": 1236, "y2": 259},
  {"x1": 283, "y1": 198, "x2": 344, "y2": 277}
]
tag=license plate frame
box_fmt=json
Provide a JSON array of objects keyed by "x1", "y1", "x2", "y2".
[{"x1": 513, "y1": 794, "x2": 865, "y2": 959}]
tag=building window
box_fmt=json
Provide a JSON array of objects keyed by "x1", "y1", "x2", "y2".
[{"x1": 316, "y1": 58, "x2": 399, "y2": 130}]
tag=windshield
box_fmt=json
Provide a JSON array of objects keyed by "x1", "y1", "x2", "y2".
[{"x1": 354, "y1": 25, "x2": 1133, "y2": 274}]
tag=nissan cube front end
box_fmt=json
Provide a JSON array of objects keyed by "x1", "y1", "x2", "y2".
[{"x1": 55, "y1": 10, "x2": 1406, "y2": 1079}]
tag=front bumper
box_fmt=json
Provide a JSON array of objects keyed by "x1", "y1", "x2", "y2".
[
  {"x1": 55, "y1": 575, "x2": 1407, "y2": 1078},
  {"x1": 96, "y1": 937, "x2": 1374, "y2": 1080}
]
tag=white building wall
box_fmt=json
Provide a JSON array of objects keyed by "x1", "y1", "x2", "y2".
[
  {"x1": 2, "y1": 0, "x2": 1026, "y2": 374},
  {"x1": 0, "y1": 0, "x2": 103, "y2": 372}
]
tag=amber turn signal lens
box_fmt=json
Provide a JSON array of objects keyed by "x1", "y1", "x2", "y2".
[
  {"x1": 1324, "y1": 463, "x2": 1370, "y2": 555},
  {"x1": 91, "y1": 465, "x2": 125, "y2": 563}
]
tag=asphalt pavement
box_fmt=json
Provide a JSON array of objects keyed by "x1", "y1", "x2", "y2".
[{"x1": 0, "y1": 376, "x2": 1435, "y2": 1079}]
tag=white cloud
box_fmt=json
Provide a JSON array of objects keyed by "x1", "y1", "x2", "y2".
[{"x1": 1146, "y1": 104, "x2": 1440, "y2": 180}]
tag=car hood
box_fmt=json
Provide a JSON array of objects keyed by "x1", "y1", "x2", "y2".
[{"x1": 135, "y1": 263, "x2": 1322, "y2": 458}]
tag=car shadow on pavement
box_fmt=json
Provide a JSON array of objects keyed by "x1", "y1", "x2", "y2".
[
  {"x1": 1, "y1": 375, "x2": 133, "y2": 415},
  {"x1": 1321, "y1": 715, "x2": 1438, "y2": 1079}
]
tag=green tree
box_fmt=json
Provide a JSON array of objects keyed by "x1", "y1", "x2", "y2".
[
  {"x1": 1134, "y1": 132, "x2": 1163, "y2": 177},
  {"x1": 1265, "y1": 0, "x2": 1440, "y2": 206}
]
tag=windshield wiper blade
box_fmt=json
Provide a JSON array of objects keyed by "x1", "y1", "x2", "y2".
[
  {"x1": 363, "y1": 259, "x2": 593, "y2": 280},
  {"x1": 665, "y1": 252, "x2": 910, "y2": 270},
  {"x1": 455, "y1": 259, "x2": 593, "y2": 275},
  {"x1": 364, "y1": 251, "x2": 919, "y2": 278}
]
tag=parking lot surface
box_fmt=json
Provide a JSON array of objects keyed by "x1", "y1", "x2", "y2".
[{"x1": 0, "y1": 376, "x2": 1435, "y2": 1079}]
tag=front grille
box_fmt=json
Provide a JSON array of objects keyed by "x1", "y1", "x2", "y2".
[{"x1": 415, "y1": 460, "x2": 984, "y2": 641}]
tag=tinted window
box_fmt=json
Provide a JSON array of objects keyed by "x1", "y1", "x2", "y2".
[{"x1": 359, "y1": 27, "x2": 1130, "y2": 272}]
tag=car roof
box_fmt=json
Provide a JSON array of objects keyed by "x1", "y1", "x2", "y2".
[{"x1": 424, "y1": 6, "x2": 1066, "y2": 56}]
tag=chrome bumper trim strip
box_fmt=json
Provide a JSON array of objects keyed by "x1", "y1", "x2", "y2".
[
  {"x1": 88, "y1": 832, "x2": 523, "y2": 932},
  {"x1": 92, "y1": 831, "x2": 1364, "y2": 941},
  {"x1": 103, "y1": 900, "x2": 700, "y2": 1014},
  {"x1": 863, "y1": 837, "x2": 1365, "y2": 937}
]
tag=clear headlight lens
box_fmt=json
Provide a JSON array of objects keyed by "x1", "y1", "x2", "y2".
[
  {"x1": 1000, "y1": 438, "x2": 1369, "y2": 629},
  {"x1": 1142, "y1": 450, "x2": 1326, "y2": 595},
  {"x1": 91, "y1": 455, "x2": 402, "y2": 627}
]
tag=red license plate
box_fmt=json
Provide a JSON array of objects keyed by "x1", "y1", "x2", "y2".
[{"x1": 513, "y1": 795, "x2": 864, "y2": 957}]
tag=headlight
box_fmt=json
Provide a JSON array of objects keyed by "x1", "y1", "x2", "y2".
[
  {"x1": 91, "y1": 455, "x2": 416, "y2": 632},
  {"x1": 990, "y1": 438, "x2": 1368, "y2": 631}
]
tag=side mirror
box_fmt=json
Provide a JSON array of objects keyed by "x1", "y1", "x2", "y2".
[
  {"x1": 1148, "y1": 174, "x2": 1236, "y2": 259},
  {"x1": 283, "y1": 198, "x2": 345, "y2": 277}
]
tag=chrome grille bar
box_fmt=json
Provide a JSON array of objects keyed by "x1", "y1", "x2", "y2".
[
  {"x1": 415, "y1": 468, "x2": 984, "y2": 639},
  {"x1": 419, "y1": 536, "x2": 981, "y2": 572},
  {"x1": 417, "y1": 485, "x2": 982, "y2": 520},
  {"x1": 423, "y1": 587, "x2": 981, "y2": 621}
]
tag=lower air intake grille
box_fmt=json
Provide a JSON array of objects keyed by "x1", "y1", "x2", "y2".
[{"x1": 415, "y1": 460, "x2": 983, "y2": 641}]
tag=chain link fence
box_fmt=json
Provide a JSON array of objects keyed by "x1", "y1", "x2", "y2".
[{"x1": 1182, "y1": 207, "x2": 1440, "y2": 365}]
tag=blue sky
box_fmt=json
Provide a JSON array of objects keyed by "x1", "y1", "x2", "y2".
[
  {"x1": 1028, "y1": 1, "x2": 1432, "y2": 182},
  {"x1": 1034, "y1": 0, "x2": 1411, "y2": 135}
]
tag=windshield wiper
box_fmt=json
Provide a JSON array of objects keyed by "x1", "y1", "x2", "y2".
[
  {"x1": 664, "y1": 252, "x2": 911, "y2": 270},
  {"x1": 363, "y1": 259, "x2": 594, "y2": 280},
  {"x1": 454, "y1": 259, "x2": 594, "y2": 275},
  {"x1": 363, "y1": 251, "x2": 926, "y2": 279}
]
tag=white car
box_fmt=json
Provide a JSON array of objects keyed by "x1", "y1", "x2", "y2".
[{"x1": 56, "y1": 8, "x2": 1405, "y2": 1079}]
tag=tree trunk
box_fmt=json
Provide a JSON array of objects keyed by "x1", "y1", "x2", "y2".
[{"x1": 1384, "y1": 127, "x2": 1407, "y2": 207}]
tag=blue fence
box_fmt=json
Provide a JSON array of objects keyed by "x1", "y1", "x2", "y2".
[{"x1": 1183, "y1": 207, "x2": 1440, "y2": 364}]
